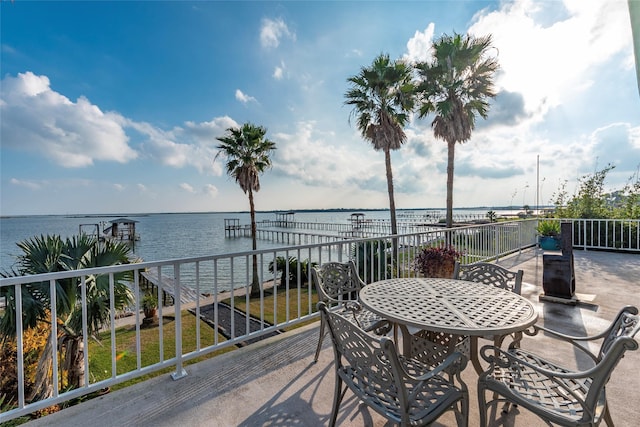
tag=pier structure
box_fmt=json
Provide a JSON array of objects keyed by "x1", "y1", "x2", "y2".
[
  {"x1": 79, "y1": 218, "x2": 139, "y2": 242},
  {"x1": 224, "y1": 212, "x2": 488, "y2": 244},
  {"x1": 224, "y1": 218, "x2": 250, "y2": 237},
  {"x1": 274, "y1": 211, "x2": 295, "y2": 227},
  {"x1": 140, "y1": 270, "x2": 200, "y2": 306}
]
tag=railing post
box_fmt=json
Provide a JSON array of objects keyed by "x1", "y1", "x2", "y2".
[
  {"x1": 171, "y1": 263, "x2": 187, "y2": 380},
  {"x1": 15, "y1": 283, "x2": 25, "y2": 409}
]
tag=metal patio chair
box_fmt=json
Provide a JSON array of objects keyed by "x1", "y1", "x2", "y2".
[
  {"x1": 453, "y1": 261, "x2": 524, "y2": 294},
  {"x1": 454, "y1": 261, "x2": 524, "y2": 348},
  {"x1": 478, "y1": 305, "x2": 640, "y2": 427},
  {"x1": 318, "y1": 302, "x2": 469, "y2": 427},
  {"x1": 311, "y1": 260, "x2": 391, "y2": 362}
]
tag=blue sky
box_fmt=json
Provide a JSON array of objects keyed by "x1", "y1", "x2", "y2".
[{"x1": 1, "y1": 0, "x2": 639, "y2": 216}]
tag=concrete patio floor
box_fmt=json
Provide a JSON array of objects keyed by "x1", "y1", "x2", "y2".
[{"x1": 26, "y1": 248, "x2": 640, "y2": 427}]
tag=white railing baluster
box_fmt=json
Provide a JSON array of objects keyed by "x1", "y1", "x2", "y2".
[
  {"x1": 15, "y1": 283, "x2": 25, "y2": 409},
  {"x1": 50, "y1": 278, "x2": 59, "y2": 398},
  {"x1": 80, "y1": 275, "x2": 89, "y2": 388},
  {"x1": 171, "y1": 263, "x2": 186, "y2": 380},
  {"x1": 109, "y1": 274, "x2": 116, "y2": 379}
]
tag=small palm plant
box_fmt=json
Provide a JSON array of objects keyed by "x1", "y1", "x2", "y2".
[
  {"x1": 269, "y1": 256, "x2": 317, "y2": 286},
  {"x1": 141, "y1": 292, "x2": 158, "y2": 319}
]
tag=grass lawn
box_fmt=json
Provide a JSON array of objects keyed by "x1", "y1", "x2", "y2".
[
  {"x1": 88, "y1": 311, "x2": 231, "y2": 391},
  {"x1": 220, "y1": 283, "x2": 320, "y2": 330},
  {"x1": 88, "y1": 284, "x2": 319, "y2": 391}
]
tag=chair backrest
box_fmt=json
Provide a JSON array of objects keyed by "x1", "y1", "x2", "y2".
[
  {"x1": 317, "y1": 301, "x2": 411, "y2": 423},
  {"x1": 599, "y1": 305, "x2": 640, "y2": 360},
  {"x1": 584, "y1": 306, "x2": 639, "y2": 415},
  {"x1": 454, "y1": 261, "x2": 523, "y2": 294},
  {"x1": 311, "y1": 261, "x2": 364, "y2": 303}
]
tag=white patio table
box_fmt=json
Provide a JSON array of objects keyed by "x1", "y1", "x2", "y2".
[{"x1": 359, "y1": 277, "x2": 538, "y2": 374}]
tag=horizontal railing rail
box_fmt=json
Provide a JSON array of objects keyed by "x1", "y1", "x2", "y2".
[{"x1": 1, "y1": 219, "x2": 541, "y2": 422}]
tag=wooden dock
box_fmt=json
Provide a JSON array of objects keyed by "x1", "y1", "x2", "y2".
[{"x1": 140, "y1": 270, "x2": 200, "y2": 306}]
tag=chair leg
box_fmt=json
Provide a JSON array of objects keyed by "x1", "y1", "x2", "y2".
[
  {"x1": 477, "y1": 383, "x2": 488, "y2": 427},
  {"x1": 314, "y1": 315, "x2": 326, "y2": 362},
  {"x1": 493, "y1": 335, "x2": 517, "y2": 415},
  {"x1": 456, "y1": 390, "x2": 469, "y2": 427},
  {"x1": 603, "y1": 404, "x2": 614, "y2": 426},
  {"x1": 329, "y1": 373, "x2": 343, "y2": 427}
]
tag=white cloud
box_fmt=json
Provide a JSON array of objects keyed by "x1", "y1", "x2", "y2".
[
  {"x1": 125, "y1": 118, "x2": 224, "y2": 175},
  {"x1": 184, "y1": 116, "x2": 238, "y2": 142},
  {"x1": 1, "y1": 72, "x2": 233, "y2": 176},
  {"x1": 260, "y1": 18, "x2": 295, "y2": 49},
  {"x1": 235, "y1": 89, "x2": 257, "y2": 104},
  {"x1": 272, "y1": 121, "x2": 381, "y2": 189},
  {"x1": 137, "y1": 183, "x2": 147, "y2": 192},
  {"x1": 10, "y1": 178, "x2": 42, "y2": 190},
  {"x1": 113, "y1": 183, "x2": 124, "y2": 191},
  {"x1": 179, "y1": 183, "x2": 195, "y2": 193},
  {"x1": 404, "y1": 23, "x2": 435, "y2": 64},
  {"x1": 469, "y1": 0, "x2": 633, "y2": 118},
  {"x1": 0, "y1": 72, "x2": 138, "y2": 168},
  {"x1": 273, "y1": 61, "x2": 286, "y2": 80},
  {"x1": 204, "y1": 184, "x2": 218, "y2": 198}
]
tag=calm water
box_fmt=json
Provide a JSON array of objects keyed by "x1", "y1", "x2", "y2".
[
  {"x1": 0, "y1": 210, "x2": 390, "y2": 272},
  {"x1": 0, "y1": 209, "x2": 503, "y2": 273}
]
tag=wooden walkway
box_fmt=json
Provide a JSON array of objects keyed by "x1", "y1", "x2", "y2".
[{"x1": 140, "y1": 270, "x2": 200, "y2": 305}]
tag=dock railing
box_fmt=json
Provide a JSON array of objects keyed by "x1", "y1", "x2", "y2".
[{"x1": 1, "y1": 218, "x2": 637, "y2": 422}]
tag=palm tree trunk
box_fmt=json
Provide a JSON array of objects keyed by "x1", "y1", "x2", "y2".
[
  {"x1": 446, "y1": 140, "x2": 456, "y2": 230},
  {"x1": 29, "y1": 332, "x2": 55, "y2": 402},
  {"x1": 384, "y1": 148, "x2": 399, "y2": 264},
  {"x1": 248, "y1": 188, "x2": 260, "y2": 297},
  {"x1": 62, "y1": 335, "x2": 85, "y2": 389}
]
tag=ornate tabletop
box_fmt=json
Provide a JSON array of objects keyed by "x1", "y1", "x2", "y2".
[{"x1": 359, "y1": 277, "x2": 538, "y2": 336}]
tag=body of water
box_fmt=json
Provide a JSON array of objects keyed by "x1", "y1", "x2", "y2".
[{"x1": 0, "y1": 208, "x2": 512, "y2": 273}]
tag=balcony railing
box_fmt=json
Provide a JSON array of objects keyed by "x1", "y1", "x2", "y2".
[{"x1": 1, "y1": 217, "x2": 637, "y2": 422}]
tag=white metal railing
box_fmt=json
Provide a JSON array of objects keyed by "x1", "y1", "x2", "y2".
[
  {"x1": 0, "y1": 220, "x2": 539, "y2": 422},
  {"x1": 541, "y1": 219, "x2": 640, "y2": 252}
]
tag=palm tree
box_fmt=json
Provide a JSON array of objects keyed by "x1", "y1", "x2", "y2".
[
  {"x1": 345, "y1": 53, "x2": 415, "y2": 260},
  {"x1": 0, "y1": 234, "x2": 135, "y2": 401},
  {"x1": 415, "y1": 32, "x2": 499, "y2": 228},
  {"x1": 215, "y1": 123, "x2": 276, "y2": 297}
]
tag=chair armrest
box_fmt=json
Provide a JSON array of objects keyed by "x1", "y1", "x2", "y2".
[
  {"x1": 405, "y1": 351, "x2": 466, "y2": 382},
  {"x1": 528, "y1": 324, "x2": 600, "y2": 362},
  {"x1": 323, "y1": 295, "x2": 359, "y2": 308},
  {"x1": 532, "y1": 323, "x2": 607, "y2": 342},
  {"x1": 343, "y1": 300, "x2": 363, "y2": 313}
]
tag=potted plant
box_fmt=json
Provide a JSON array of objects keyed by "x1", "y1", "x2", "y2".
[
  {"x1": 413, "y1": 245, "x2": 463, "y2": 278},
  {"x1": 141, "y1": 292, "x2": 158, "y2": 321},
  {"x1": 537, "y1": 220, "x2": 561, "y2": 250}
]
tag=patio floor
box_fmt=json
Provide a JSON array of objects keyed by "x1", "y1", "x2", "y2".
[{"x1": 25, "y1": 248, "x2": 640, "y2": 427}]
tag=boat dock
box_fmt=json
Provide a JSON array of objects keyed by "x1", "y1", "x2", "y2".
[
  {"x1": 140, "y1": 270, "x2": 200, "y2": 306},
  {"x1": 224, "y1": 211, "x2": 489, "y2": 243}
]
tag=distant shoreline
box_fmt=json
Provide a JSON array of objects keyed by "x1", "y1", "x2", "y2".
[{"x1": 0, "y1": 206, "x2": 553, "y2": 219}]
